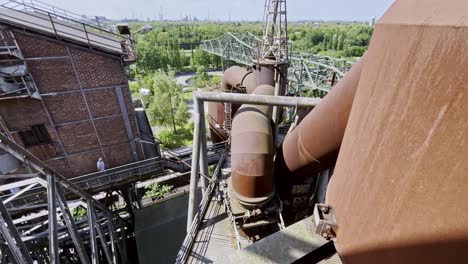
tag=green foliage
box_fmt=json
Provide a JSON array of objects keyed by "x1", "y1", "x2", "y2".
[
  {"x1": 195, "y1": 66, "x2": 209, "y2": 88},
  {"x1": 140, "y1": 71, "x2": 190, "y2": 131},
  {"x1": 210, "y1": 75, "x2": 221, "y2": 87},
  {"x1": 143, "y1": 182, "x2": 173, "y2": 200},
  {"x1": 71, "y1": 206, "x2": 87, "y2": 221},
  {"x1": 191, "y1": 49, "x2": 211, "y2": 68},
  {"x1": 157, "y1": 123, "x2": 194, "y2": 149},
  {"x1": 290, "y1": 23, "x2": 373, "y2": 58},
  {"x1": 131, "y1": 21, "x2": 373, "y2": 73}
]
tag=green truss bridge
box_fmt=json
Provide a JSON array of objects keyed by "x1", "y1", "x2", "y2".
[{"x1": 200, "y1": 32, "x2": 354, "y2": 95}]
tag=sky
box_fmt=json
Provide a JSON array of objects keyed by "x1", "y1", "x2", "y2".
[{"x1": 42, "y1": 0, "x2": 395, "y2": 22}]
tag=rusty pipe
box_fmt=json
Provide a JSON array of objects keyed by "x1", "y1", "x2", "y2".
[
  {"x1": 243, "y1": 66, "x2": 275, "y2": 94},
  {"x1": 221, "y1": 66, "x2": 251, "y2": 92},
  {"x1": 209, "y1": 66, "x2": 275, "y2": 143},
  {"x1": 276, "y1": 55, "x2": 366, "y2": 178},
  {"x1": 231, "y1": 84, "x2": 275, "y2": 207}
]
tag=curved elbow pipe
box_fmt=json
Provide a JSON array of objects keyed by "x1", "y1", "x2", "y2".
[
  {"x1": 231, "y1": 84, "x2": 275, "y2": 207},
  {"x1": 276, "y1": 56, "x2": 366, "y2": 178},
  {"x1": 221, "y1": 66, "x2": 250, "y2": 92}
]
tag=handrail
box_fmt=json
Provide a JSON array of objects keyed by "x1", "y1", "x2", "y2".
[
  {"x1": 0, "y1": 0, "x2": 134, "y2": 57},
  {"x1": 0, "y1": 141, "x2": 226, "y2": 207}
]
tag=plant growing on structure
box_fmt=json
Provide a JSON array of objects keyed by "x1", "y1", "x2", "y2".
[
  {"x1": 143, "y1": 182, "x2": 173, "y2": 200},
  {"x1": 71, "y1": 205, "x2": 87, "y2": 221}
]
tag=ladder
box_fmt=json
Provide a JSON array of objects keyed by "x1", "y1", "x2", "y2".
[{"x1": 224, "y1": 102, "x2": 232, "y2": 133}]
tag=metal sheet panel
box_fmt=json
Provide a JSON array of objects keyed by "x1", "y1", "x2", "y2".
[{"x1": 326, "y1": 0, "x2": 468, "y2": 263}]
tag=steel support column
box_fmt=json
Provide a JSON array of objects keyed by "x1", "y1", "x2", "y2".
[
  {"x1": 47, "y1": 174, "x2": 59, "y2": 264},
  {"x1": 106, "y1": 214, "x2": 118, "y2": 264},
  {"x1": 198, "y1": 97, "x2": 209, "y2": 194},
  {"x1": 87, "y1": 200, "x2": 99, "y2": 264},
  {"x1": 0, "y1": 198, "x2": 33, "y2": 264},
  {"x1": 94, "y1": 210, "x2": 113, "y2": 264},
  {"x1": 187, "y1": 96, "x2": 202, "y2": 232},
  {"x1": 56, "y1": 185, "x2": 90, "y2": 264}
]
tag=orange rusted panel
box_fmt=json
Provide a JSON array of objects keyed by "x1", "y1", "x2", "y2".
[{"x1": 326, "y1": 0, "x2": 468, "y2": 262}]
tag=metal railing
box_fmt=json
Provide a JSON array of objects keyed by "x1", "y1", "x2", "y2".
[
  {"x1": 1, "y1": 141, "x2": 226, "y2": 209},
  {"x1": 5, "y1": 0, "x2": 105, "y2": 28},
  {"x1": 0, "y1": 0, "x2": 135, "y2": 60}
]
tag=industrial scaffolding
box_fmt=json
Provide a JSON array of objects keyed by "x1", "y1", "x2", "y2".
[{"x1": 0, "y1": 133, "x2": 131, "y2": 263}]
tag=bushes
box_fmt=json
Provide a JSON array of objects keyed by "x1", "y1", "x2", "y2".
[
  {"x1": 157, "y1": 123, "x2": 194, "y2": 149},
  {"x1": 143, "y1": 182, "x2": 173, "y2": 200}
]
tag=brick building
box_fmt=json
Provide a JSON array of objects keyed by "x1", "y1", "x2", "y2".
[{"x1": 0, "y1": 8, "x2": 157, "y2": 178}]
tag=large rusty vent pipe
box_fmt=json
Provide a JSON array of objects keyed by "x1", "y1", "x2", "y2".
[
  {"x1": 276, "y1": 56, "x2": 365, "y2": 178},
  {"x1": 231, "y1": 84, "x2": 275, "y2": 207}
]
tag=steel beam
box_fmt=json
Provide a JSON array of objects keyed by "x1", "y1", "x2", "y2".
[
  {"x1": 3, "y1": 182, "x2": 38, "y2": 203},
  {"x1": 106, "y1": 213, "x2": 118, "y2": 264},
  {"x1": 56, "y1": 185, "x2": 90, "y2": 264},
  {"x1": 198, "y1": 97, "x2": 209, "y2": 194},
  {"x1": 0, "y1": 133, "x2": 111, "y2": 213},
  {"x1": 87, "y1": 200, "x2": 99, "y2": 264},
  {"x1": 116, "y1": 86, "x2": 139, "y2": 161},
  {"x1": 187, "y1": 95, "x2": 202, "y2": 232},
  {"x1": 94, "y1": 208, "x2": 113, "y2": 264},
  {"x1": 0, "y1": 178, "x2": 39, "y2": 192},
  {"x1": 0, "y1": 198, "x2": 33, "y2": 264},
  {"x1": 195, "y1": 91, "x2": 320, "y2": 108},
  {"x1": 47, "y1": 174, "x2": 59, "y2": 264}
]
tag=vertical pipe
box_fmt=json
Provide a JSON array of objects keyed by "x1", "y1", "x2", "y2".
[
  {"x1": 87, "y1": 200, "x2": 99, "y2": 264},
  {"x1": 187, "y1": 96, "x2": 202, "y2": 232},
  {"x1": 47, "y1": 174, "x2": 59, "y2": 264},
  {"x1": 199, "y1": 98, "x2": 209, "y2": 193}
]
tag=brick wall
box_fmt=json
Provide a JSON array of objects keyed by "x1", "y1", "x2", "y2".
[{"x1": 0, "y1": 27, "x2": 143, "y2": 177}]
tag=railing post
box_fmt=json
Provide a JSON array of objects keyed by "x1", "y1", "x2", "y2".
[{"x1": 48, "y1": 12, "x2": 60, "y2": 40}]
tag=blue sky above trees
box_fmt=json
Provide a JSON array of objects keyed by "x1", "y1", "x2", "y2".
[{"x1": 44, "y1": 0, "x2": 395, "y2": 22}]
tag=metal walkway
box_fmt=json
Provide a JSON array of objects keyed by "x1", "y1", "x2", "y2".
[
  {"x1": 1, "y1": 141, "x2": 227, "y2": 213},
  {"x1": 186, "y1": 194, "x2": 251, "y2": 263}
]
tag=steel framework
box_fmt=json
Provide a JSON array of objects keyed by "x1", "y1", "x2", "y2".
[
  {"x1": 200, "y1": 32, "x2": 354, "y2": 95},
  {"x1": 0, "y1": 133, "x2": 129, "y2": 263}
]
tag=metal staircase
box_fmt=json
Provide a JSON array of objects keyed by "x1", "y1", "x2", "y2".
[{"x1": 0, "y1": 29, "x2": 40, "y2": 100}]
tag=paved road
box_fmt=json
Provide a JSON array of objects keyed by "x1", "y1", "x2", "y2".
[{"x1": 175, "y1": 71, "x2": 223, "y2": 87}]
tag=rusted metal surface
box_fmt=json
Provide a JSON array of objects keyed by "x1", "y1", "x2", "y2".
[
  {"x1": 208, "y1": 65, "x2": 274, "y2": 143},
  {"x1": 243, "y1": 66, "x2": 275, "y2": 94},
  {"x1": 275, "y1": 55, "x2": 365, "y2": 179},
  {"x1": 231, "y1": 84, "x2": 275, "y2": 205},
  {"x1": 326, "y1": 0, "x2": 468, "y2": 263}
]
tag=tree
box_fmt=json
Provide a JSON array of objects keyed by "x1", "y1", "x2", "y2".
[
  {"x1": 146, "y1": 71, "x2": 190, "y2": 133},
  {"x1": 195, "y1": 65, "x2": 209, "y2": 88},
  {"x1": 191, "y1": 48, "x2": 211, "y2": 68}
]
